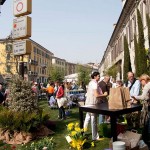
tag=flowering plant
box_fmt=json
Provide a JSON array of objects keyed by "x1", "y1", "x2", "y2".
[
  {"x1": 19, "y1": 137, "x2": 54, "y2": 150},
  {"x1": 66, "y1": 122, "x2": 86, "y2": 150}
]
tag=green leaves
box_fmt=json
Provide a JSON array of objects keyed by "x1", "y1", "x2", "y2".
[
  {"x1": 19, "y1": 137, "x2": 54, "y2": 150},
  {"x1": 48, "y1": 67, "x2": 64, "y2": 82},
  {"x1": 8, "y1": 76, "x2": 38, "y2": 113},
  {"x1": 77, "y1": 64, "x2": 91, "y2": 85},
  {"x1": 123, "y1": 36, "x2": 132, "y2": 81},
  {"x1": 135, "y1": 9, "x2": 148, "y2": 76},
  {"x1": 0, "y1": 108, "x2": 50, "y2": 133}
]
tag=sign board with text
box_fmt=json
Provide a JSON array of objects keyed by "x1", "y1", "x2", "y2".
[
  {"x1": 13, "y1": 40, "x2": 31, "y2": 55},
  {"x1": 13, "y1": 16, "x2": 31, "y2": 39},
  {"x1": 13, "y1": 0, "x2": 32, "y2": 17}
]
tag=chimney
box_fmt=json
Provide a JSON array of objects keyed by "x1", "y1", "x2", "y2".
[
  {"x1": 122, "y1": 0, "x2": 126, "y2": 7},
  {"x1": 113, "y1": 23, "x2": 117, "y2": 29}
]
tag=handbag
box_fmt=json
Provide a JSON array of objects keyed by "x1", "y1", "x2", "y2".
[{"x1": 57, "y1": 97, "x2": 68, "y2": 108}]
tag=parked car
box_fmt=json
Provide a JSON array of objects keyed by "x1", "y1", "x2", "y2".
[{"x1": 66, "y1": 89, "x2": 86, "y2": 104}]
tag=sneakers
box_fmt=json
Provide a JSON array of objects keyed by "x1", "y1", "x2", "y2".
[
  {"x1": 61, "y1": 117, "x2": 66, "y2": 120},
  {"x1": 57, "y1": 116, "x2": 62, "y2": 119}
]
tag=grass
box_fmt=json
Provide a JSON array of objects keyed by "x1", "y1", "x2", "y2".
[
  {"x1": 39, "y1": 99, "x2": 110, "y2": 150},
  {"x1": 0, "y1": 99, "x2": 110, "y2": 150}
]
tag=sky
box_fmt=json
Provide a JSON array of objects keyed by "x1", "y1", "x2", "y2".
[{"x1": 0, "y1": 0, "x2": 122, "y2": 64}]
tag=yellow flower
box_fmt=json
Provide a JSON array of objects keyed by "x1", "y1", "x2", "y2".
[
  {"x1": 77, "y1": 139, "x2": 86, "y2": 146},
  {"x1": 75, "y1": 122, "x2": 79, "y2": 127},
  {"x1": 70, "y1": 140, "x2": 77, "y2": 148},
  {"x1": 91, "y1": 141, "x2": 95, "y2": 147},
  {"x1": 71, "y1": 131, "x2": 77, "y2": 136},
  {"x1": 67, "y1": 123, "x2": 74, "y2": 131},
  {"x1": 75, "y1": 127, "x2": 81, "y2": 132},
  {"x1": 77, "y1": 145, "x2": 82, "y2": 150}
]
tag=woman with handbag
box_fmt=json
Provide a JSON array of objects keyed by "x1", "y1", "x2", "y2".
[{"x1": 56, "y1": 81, "x2": 66, "y2": 120}]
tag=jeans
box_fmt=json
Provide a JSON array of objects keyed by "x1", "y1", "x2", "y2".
[
  {"x1": 58, "y1": 106, "x2": 65, "y2": 119},
  {"x1": 99, "y1": 115, "x2": 104, "y2": 124}
]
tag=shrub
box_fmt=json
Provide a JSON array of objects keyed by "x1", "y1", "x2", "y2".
[
  {"x1": 0, "y1": 108, "x2": 49, "y2": 133},
  {"x1": 123, "y1": 36, "x2": 132, "y2": 81},
  {"x1": 8, "y1": 76, "x2": 38, "y2": 113}
]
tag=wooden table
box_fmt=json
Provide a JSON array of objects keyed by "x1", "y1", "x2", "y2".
[{"x1": 79, "y1": 102, "x2": 143, "y2": 141}]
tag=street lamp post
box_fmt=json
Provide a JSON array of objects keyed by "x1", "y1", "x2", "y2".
[{"x1": 0, "y1": 0, "x2": 6, "y2": 5}]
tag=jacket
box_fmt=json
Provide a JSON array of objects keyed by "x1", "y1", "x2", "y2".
[{"x1": 56, "y1": 86, "x2": 64, "y2": 98}]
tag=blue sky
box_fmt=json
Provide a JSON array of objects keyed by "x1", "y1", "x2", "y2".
[{"x1": 0, "y1": 0, "x2": 122, "y2": 64}]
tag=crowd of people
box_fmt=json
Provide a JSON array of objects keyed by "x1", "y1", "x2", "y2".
[
  {"x1": 30, "y1": 80, "x2": 87, "y2": 120},
  {"x1": 83, "y1": 71, "x2": 150, "y2": 141},
  {"x1": 0, "y1": 71, "x2": 150, "y2": 142}
]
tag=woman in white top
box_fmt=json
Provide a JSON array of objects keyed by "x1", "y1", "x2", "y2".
[{"x1": 83, "y1": 72, "x2": 107, "y2": 141}]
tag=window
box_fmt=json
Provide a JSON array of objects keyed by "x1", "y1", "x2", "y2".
[
  {"x1": 42, "y1": 69, "x2": 44, "y2": 74},
  {"x1": 42, "y1": 51, "x2": 44, "y2": 56},
  {"x1": 140, "y1": 2, "x2": 143, "y2": 22},
  {"x1": 126, "y1": 26, "x2": 129, "y2": 43},
  {"x1": 129, "y1": 19, "x2": 133, "y2": 42},
  {"x1": 6, "y1": 44, "x2": 12, "y2": 53},
  {"x1": 34, "y1": 47, "x2": 36, "y2": 53},
  {"x1": 6, "y1": 65, "x2": 11, "y2": 73},
  {"x1": 134, "y1": 15, "x2": 136, "y2": 35},
  {"x1": 118, "y1": 36, "x2": 123, "y2": 54},
  {"x1": 6, "y1": 54, "x2": 10, "y2": 60}
]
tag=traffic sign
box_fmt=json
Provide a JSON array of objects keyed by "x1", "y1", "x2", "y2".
[
  {"x1": 13, "y1": 16, "x2": 31, "y2": 39},
  {"x1": 13, "y1": 40, "x2": 31, "y2": 55},
  {"x1": 13, "y1": 0, "x2": 32, "y2": 17}
]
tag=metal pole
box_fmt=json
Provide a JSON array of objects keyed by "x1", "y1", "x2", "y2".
[{"x1": 19, "y1": 56, "x2": 24, "y2": 79}]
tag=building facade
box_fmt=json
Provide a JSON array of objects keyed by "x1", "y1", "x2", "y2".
[
  {"x1": 29, "y1": 40, "x2": 54, "y2": 83},
  {"x1": 0, "y1": 40, "x2": 17, "y2": 79},
  {"x1": 99, "y1": 0, "x2": 150, "y2": 79},
  {"x1": 52, "y1": 56, "x2": 66, "y2": 75},
  {"x1": 65, "y1": 62, "x2": 77, "y2": 75},
  {"x1": 0, "y1": 39, "x2": 54, "y2": 83}
]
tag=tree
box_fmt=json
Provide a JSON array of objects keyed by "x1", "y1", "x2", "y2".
[
  {"x1": 134, "y1": 34, "x2": 140, "y2": 76},
  {"x1": 8, "y1": 76, "x2": 38, "y2": 113},
  {"x1": 123, "y1": 36, "x2": 132, "y2": 81},
  {"x1": 48, "y1": 67, "x2": 64, "y2": 82},
  {"x1": 137, "y1": 9, "x2": 147, "y2": 75},
  {"x1": 105, "y1": 65, "x2": 117, "y2": 79},
  {"x1": 77, "y1": 65, "x2": 91, "y2": 85},
  {"x1": 146, "y1": 14, "x2": 150, "y2": 74}
]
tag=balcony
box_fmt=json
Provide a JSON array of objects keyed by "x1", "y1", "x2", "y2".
[
  {"x1": 40, "y1": 64, "x2": 47, "y2": 69},
  {"x1": 28, "y1": 71, "x2": 38, "y2": 76},
  {"x1": 29, "y1": 59, "x2": 38, "y2": 66}
]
